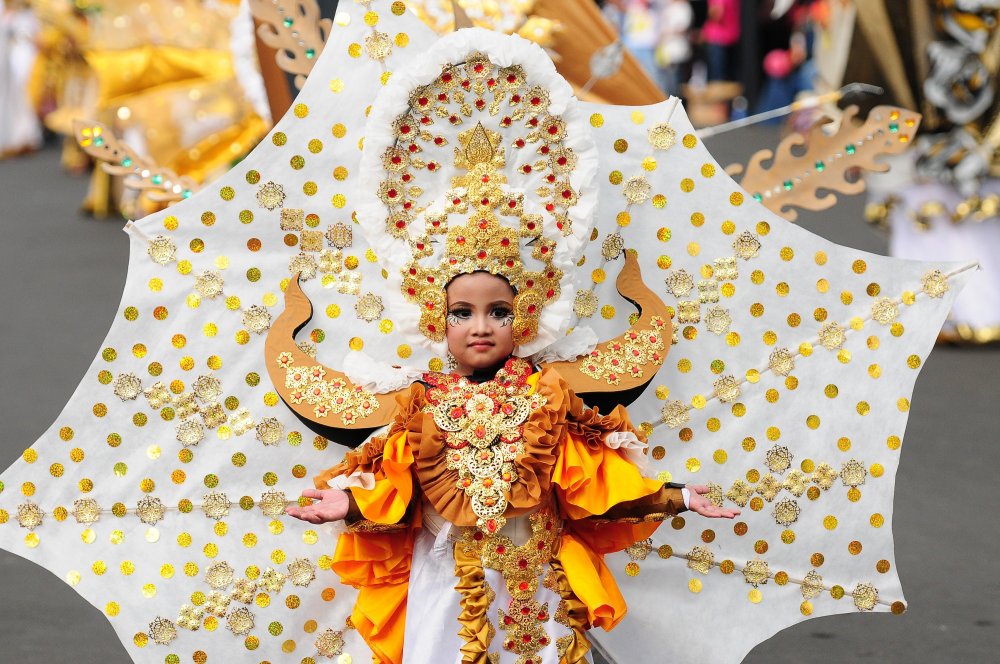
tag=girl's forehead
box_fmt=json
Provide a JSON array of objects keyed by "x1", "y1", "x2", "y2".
[{"x1": 447, "y1": 272, "x2": 514, "y2": 300}]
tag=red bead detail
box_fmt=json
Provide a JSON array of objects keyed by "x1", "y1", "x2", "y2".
[{"x1": 521, "y1": 165, "x2": 532, "y2": 174}]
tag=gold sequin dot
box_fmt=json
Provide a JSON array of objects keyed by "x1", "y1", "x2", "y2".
[
  {"x1": 848, "y1": 540, "x2": 863, "y2": 555},
  {"x1": 730, "y1": 192, "x2": 744, "y2": 206},
  {"x1": 688, "y1": 578, "x2": 703, "y2": 593},
  {"x1": 852, "y1": 259, "x2": 867, "y2": 274},
  {"x1": 682, "y1": 134, "x2": 697, "y2": 148},
  {"x1": 219, "y1": 186, "x2": 235, "y2": 201},
  {"x1": 721, "y1": 220, "x2": 736, "y2": 235},
  {"x1": 609, "y1": 170, "x2": 623, "y2": 185},
  {"x1": 680, "y1": 178, "x2": 695, "y2": 192},
  {"x1": 800, "y1": 601, "x2": 813, "y2": 616},
  {"x1": 613, "y1": 139, "x2": 628, "y2": 153}
]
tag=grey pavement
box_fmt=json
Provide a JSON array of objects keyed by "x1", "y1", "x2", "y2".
[{"x1": 0, "y1": 132, "x2": 997, "y2": 664}]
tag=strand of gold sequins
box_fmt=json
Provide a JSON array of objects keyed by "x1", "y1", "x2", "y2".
[
  {"x1": 644, "y1": 544, "x2": 903, "y2": 613},
  {"x1": 650, "y1": 261, "x2": 979, "y2": 431},
  {"x1": 6, "y1": 490, "x2": 302, "y2": 533},
  {"x1": 569, "y1": 98, "x2": 682, "y2": 327}
]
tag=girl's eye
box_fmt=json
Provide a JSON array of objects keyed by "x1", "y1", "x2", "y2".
[
  {"x1": 446, "y1": 309, "x2": 471, "y2": 325},
  {"x1": 490, "y1": 308, "x2": 513, "y2": 319}
]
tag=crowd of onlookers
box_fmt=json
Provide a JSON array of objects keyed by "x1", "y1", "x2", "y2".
[{"x1": 599, "y1": 0, "x2": 833, "y2": 114}]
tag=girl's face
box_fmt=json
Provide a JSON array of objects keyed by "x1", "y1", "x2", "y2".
[{"x1": 445, "y1": 272, "x2": 516, "y2": 375}]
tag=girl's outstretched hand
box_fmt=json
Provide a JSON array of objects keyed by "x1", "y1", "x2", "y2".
[
  {"x1": 686, "y1": 484, "x2": 741, "y2": 519},
  {"x1": 285, "y1": 488, "x2": 350, "y2": 524}
]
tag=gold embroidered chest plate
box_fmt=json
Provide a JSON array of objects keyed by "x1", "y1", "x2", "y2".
[{"x1": 422, "y1": 358, "x2": 545, "y2": 534}]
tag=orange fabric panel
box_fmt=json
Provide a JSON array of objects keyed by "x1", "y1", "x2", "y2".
[
  {"x1": 351, "y1": 583, "x2": 408, "y2": 664},
  {"x1": 558, "y1": 533, "x2": 628, "y2": 631},
  {"x1": 552, "y1": 432, "x2": 663, "y2": 520},
  {"x1": 350, "y1": 431, "x2": 414, "y2": 524},
  {"x1": 333, "y1": 529, "x2": 414, "y2": 664}
]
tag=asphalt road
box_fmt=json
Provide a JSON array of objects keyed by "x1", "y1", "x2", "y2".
[{"x1": 0, "y1": 131, "x2": 997, "y2": 664}]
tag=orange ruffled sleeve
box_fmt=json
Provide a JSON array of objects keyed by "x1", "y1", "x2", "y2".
[
  {"x1": 332, "y1": 528, "x2": 414, "y2": 664},
  {"x1": 550, "y1": 384, "x2": 676, "y2": 631},
  {"x1": 316, "y1": 385, "x2": 425, "y2": 664}
]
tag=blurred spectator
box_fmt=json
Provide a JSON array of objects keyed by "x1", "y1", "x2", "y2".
[
  {"x1": 0, "y1": 0, "x2": 42, "y2": 157},
  {"x1": 601, "y1": 0, "x2": 660, "y2": 83},
  {"x1": 702, "y1": 0, "x2": 740, "y2": 81},
  {"x1": 655, "y1": 0, "x2": 693, "y2": 96},
  {"x1": 756, "y1": 0, "x2": 822, "y2": 116}
]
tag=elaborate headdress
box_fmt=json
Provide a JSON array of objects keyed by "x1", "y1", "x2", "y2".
[{"x1": 355, "y1": 29, "x2": 598, "y2": 356}]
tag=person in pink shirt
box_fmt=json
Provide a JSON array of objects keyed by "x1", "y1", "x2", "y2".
[{"x1": 702, "y1": 0, "x2": 741, "y2": 81}]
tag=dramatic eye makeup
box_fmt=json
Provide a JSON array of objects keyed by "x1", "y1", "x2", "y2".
[
  {"x1": 490, "y1": 305, "x2": 514, "y2": 326},
  {"x1": 446, "y1": 307, "x2": 471, "y2": 327},
  {"x1": 445, "y1": 304, "x2": 513, "y2": 327}
]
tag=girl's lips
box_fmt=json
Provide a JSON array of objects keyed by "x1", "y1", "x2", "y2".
[{"x1": 469, "y1": 342, "x2": 494, "y2": 349}]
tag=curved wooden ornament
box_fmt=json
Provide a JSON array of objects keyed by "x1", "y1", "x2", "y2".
[
  {"x1": 264, "y1": 275, "x2": 404, "y2": 437},
  {"x1": 540, "y1": 251, "x2": 672, "y2": 408}
]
